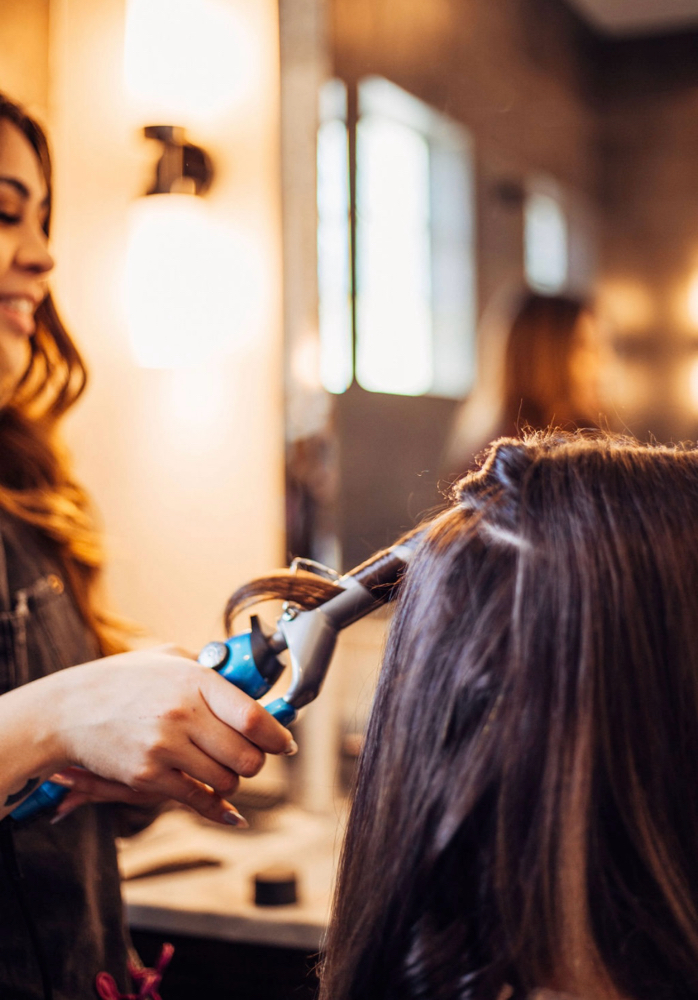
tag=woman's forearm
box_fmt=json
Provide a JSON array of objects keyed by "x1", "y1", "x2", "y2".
[{"x1": 0, "y1": 671, "x2": 68, "y2": 820}]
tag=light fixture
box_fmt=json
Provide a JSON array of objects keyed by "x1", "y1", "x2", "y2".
[
  {"x1": 125, "y1": 126, "x2": 238, "y2": 369},
  {"x1": 122, "y1": 0, "x2": 265, "y2": 370},
  {"x1": 142, "y1": 125, "x2": 213, "y2": 196},
  {"x1": 124, "y1": 0, "x2": 253, "y2": 125}
]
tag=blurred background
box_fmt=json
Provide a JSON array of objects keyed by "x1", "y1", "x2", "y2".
[{"x1": 3, "y1": 0, "x2": 698, "y2": 993}]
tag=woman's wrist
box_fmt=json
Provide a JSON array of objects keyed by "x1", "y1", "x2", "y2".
[
  {"x1": 16, "y1": 669, "x2": 75, "y2": 773},
  {"x1": 0, "y1": 671, "x2": 77, "y2": 818},
  {"x1": 42, "y1": 659, "x2": 103, "y2": 771}
]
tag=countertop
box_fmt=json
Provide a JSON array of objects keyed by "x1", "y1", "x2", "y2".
[{"x1": 118, "y1": 804, "x2": 345, "y2": 951}]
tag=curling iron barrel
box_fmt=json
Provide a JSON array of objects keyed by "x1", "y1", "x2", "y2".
[{"x1": 11, "y1": 530, "x2": 423, "y2": 822}]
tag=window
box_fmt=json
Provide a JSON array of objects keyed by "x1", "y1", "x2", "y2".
[
  {"x1": 317, "y1": 76, "x2": 476, "y2": 398},
  {"x1": 524, "y1": 178, "x2": 569, "y2": 293},
  {"x1": 317, "y1": 79, "x2": 352, "y2": 394}
]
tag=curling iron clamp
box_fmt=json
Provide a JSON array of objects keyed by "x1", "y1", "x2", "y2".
[
  {"x1": 11, "y1": 529, "x2": 423, "y2": 821},
  {"x1": 196, "y1": 528, "x2": 423, "y2": 726}
]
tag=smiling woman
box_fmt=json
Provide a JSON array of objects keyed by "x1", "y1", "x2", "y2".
[
  {"x1": 0, "y1": 93, "x2": 296, "y2": 1000},
  {"x1": 0, "y1": 122, "x2": 53, "y2": 307}
]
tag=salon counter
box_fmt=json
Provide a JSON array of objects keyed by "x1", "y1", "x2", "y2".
[{"x1": 118, "y1": 804, "x2": 343, "y2": 951}]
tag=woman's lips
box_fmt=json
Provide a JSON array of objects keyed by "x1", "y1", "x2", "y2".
[{"x1": 0, "y1": 296, "x2": 36, "y2": 336}]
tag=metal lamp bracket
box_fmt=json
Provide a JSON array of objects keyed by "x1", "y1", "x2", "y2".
[{"x1": 143, "y1": 125, "x2": 214, "y2": 196}]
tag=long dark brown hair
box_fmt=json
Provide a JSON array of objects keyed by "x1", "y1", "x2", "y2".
[
  {"x1": 444, "y1": 292, "x2": 593, "y2": 475},
  {"x1": 502, "y1": 293, "x2": 590, "y2": 431},
  {"x1": 0, "y1": 93, "x2": 122, "y2": 653},
  {"x1": 317, "y1": 431, "x2": 698, "y2": 1000}
]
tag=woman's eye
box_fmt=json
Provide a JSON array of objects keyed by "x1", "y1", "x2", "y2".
[{"x1": 0, "y1": 212, "x2": 20, "y2": 226}]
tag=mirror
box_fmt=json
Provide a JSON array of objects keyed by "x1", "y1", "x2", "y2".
[{"x1": 280, "y1": 0, "x2": 698, "y2": 571}]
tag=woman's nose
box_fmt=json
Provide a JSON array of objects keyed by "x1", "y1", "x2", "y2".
[{"x1": 15, "y1": 223, "x2": 54, "y2": 276}]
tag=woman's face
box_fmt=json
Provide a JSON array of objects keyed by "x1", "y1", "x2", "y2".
[{"x1": 0, "y1": 119, "x2": 53, "y2": 400}]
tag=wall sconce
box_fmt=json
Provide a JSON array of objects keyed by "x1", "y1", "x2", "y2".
[
  {"x1": 122, "y1": 0, "x2": 264, "y2": 369},
  {"x1": 125, "y1": 127, "x2": 237, "y2": 369},
  {"x1": 143, "y1": 125, "x2": 213, "y2": 196}
]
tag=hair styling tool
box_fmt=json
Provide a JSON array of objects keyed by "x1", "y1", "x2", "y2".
[{"x1": 11, "y1": 531, "x2": 422, "y2": 822}]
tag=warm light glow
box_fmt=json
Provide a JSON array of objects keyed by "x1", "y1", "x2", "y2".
[
  {"x1": 291, "y1": 332, "x2": 323, "y2": 392},
  {"x1": 597, "y1": 278, "x2": 655, "y2": 331},
  {"x1": 124, "y1": 0, "x2": 254, "y2": 123},
  {"x1": 687, "y1": 273, "x2": 698, "y2": 327},
  {"x1": 164, "y1": 363, "x2": 229, "y2": 451},
  {"x1": 688, "y1": 356, "x2": 698, "y2": 412},
  {"x1": 124, "y1": 195, "x2": 259, "y2": 369}
]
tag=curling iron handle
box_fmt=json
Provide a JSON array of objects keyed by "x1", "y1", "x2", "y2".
[
  {"x1": 265, "y1": 698, "x2": 297, "y2": 726},
  {"x1": 10, "y1": 779, "x2": 67, "y2": 823}
]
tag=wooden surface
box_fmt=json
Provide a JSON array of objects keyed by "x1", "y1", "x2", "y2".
[{"x1": 119, "y1": 804, "x2": 344, "y2": 951}]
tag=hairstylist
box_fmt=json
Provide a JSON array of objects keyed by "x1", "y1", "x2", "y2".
[{"x1": 0, "y1": 93, "x2": 295, "y2": 999}]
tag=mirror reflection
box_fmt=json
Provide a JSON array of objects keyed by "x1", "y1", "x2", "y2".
[{"x1": 282, "y1": 0, "x2": 698, "y2": 569}]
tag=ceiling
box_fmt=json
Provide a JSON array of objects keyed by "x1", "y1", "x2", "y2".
[{"x1": 566, "y1": 0, "x2": 698, "y2": 35}]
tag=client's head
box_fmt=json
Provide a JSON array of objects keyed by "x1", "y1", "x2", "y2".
[{"x1": 320, "y1": 432, "x2": 698, "y2": 1000}]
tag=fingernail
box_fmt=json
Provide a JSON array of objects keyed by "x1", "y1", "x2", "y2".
[
  {"x1": 282, "y1": 739, "x2": 299, "y2": 757},
  {"x1": 223, "y1": 806, "x2": 249, "y2": 829},
  {"x1": 48, "y1": 773, "x2": 75, "y2": 787},
  {"x1": 50, "y1": 805, "x2": 77, "y2": 825}
]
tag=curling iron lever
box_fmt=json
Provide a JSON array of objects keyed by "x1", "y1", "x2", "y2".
[
  {"x1": 11, "y1": 532, "x2": 421, "y2": 821},
  {"x1": 196, "y1": 531, "x2": 421, "y2": 726}
]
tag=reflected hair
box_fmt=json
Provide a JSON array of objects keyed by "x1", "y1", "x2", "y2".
[
  {"x1": 444, "y1": 291, "x2": 592, "y2": 475},
  {"x1": 318, "y1": 431, "x2": 698, "y2": 1000}
]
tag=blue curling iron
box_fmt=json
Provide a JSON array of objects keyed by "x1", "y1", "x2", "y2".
[{"x1": 11, "y1": 532, "x2": 421, "y2": 822}]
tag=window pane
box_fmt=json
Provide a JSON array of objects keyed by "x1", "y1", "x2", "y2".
[
  {"x1": 317, "y1": 105, "x2": 352, "y2": 394},
  {"x1": 429, "y1": 141, "x2": 476, "y2": 397},
  {"x1": 524, "y1": 191, "x2": 568, "y2": 293},
  {"x1": 356, "y1": 116, "x2": 433, "y2": 395}
]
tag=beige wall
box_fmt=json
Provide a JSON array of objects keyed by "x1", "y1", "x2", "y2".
[
  {"x1": 44, "y1": 0, "x2": 286, "y2": 650},
  {"x1": 0, "y1": 0, "x2": 50, "y2": 115}
]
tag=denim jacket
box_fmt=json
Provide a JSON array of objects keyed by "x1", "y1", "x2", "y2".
[{"x1": 0, "y1": 513, "x2": 133, "y2": 999}]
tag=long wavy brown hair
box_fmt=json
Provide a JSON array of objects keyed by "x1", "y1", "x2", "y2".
[
  {"x1": 0, "y1": 93, "x2": 122, "y2": 654},
  {"x1": 318, "y1": 431, "x2": 698, "y2": 1000}
]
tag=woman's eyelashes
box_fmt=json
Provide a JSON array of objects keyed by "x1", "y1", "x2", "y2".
[{"x1": 0, "y1": 211, "x2": 20, "y2": 226}]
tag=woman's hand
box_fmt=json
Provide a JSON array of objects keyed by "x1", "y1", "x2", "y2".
[
  {"x1": 45, "y1": 644, "x2": 296, "y2": 827},
  {"x1": 47, "y1": 768, "x2": 173, "y2": 824}
]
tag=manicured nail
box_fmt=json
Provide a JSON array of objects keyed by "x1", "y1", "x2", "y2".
[
  {"x1": 282, "y1": 739, "x2": 298, "y2": 757},
  {"x1": 223, "y1": 806, "x2": 249, "y2": 829},
  {"x1": 48, "y1": 773, "x2": 75, "y2": 787},
  {"x1": 50, "y1": 804, "x2": 77, "y2": 825}
]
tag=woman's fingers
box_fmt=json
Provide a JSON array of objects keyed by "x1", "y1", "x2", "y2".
[
  {"x1": 52, "y1": 649, "x2": 298, "y2": 813},
  {"x1": 186, "y1": 712, "x2": 267, "y2": 784},
  {"x1": 49, "y1": 768, "x2": 165, "y2": 806},
  {"x1": 198, "y1": 668, "x2": 298, "y2": 757},
  {"x1": 48, "y1": 766, "x2": 247, "y2": 828},
  {"x1": 153, "y1": 770, "x2": 248, "y2": 827},
  {"x1": 50, "y1": 791, "x2": 89, "y2": 823},
  {"x1": 151, "y1": 738, "x2": 243, "y2": 799}
]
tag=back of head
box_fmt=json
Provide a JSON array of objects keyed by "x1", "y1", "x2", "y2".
[{"x1": 321, "y1": 432, "x2": 698, "y2": 1000}]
